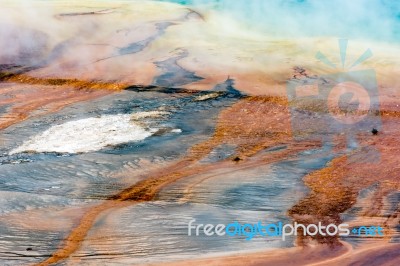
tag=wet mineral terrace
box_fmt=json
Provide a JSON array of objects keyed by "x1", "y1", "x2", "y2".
[{"x1": 0, "y1": 0, "x2": 399, "y2": 265}]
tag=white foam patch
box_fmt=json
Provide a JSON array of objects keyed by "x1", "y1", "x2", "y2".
[{"x1": 10, "y1": 112, "x2": 174, "y2": 154}]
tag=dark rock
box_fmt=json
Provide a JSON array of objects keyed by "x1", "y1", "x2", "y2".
[{"x1": 232, "y1": 156, "x2": 241, "y2": 162}]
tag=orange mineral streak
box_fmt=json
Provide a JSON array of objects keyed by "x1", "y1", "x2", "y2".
[
  {"x1": 34, "y1": 95, "x2": 400, "y2": 265},
  {"x1": 288, "y1": 156, "x2": 357, "y2": 246},
  {"x1": 155, "y1": 242, "x2": 351, "y2": 266},
  {"x1": 155, "y1": 111, "x2": 400, "y2": 266},
  {"x1": 34, "y1": 96, "x2": 301, "y2": 265},
  {"x1": 0, "y1": 72, "x2": 130, "y2": 131},
  {"x1": 154, "y1": 241, "x2": 400, "y2": 266},
  {"x1": 287, "y1": 101, "x2": 400, "y2": 247},
  {"x1": 0, "y1": 73, "x2": 128, "y2": 91},
  {"x1": 0, "y1": 84, "x2": 111, "y2": 131}
]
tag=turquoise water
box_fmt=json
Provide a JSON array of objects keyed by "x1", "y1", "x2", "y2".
[{"x1": 157, "y1": 0, "x2": 400, "y2": 41}]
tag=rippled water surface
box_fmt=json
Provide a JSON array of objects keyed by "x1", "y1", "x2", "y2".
[{"x1": 0, "y1": 89, "x2": 237, "y2": 264}]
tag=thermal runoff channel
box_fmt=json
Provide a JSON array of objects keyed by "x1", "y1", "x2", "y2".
[{"x1": 0, "y1": 1, "x2": 399, "y2": 266}]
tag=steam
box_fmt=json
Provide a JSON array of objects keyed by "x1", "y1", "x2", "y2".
[
  {"x1": 161, "y1": 0, "x2": 400, "y2": 41},
  {"x1": 0, "y1": 1, "x2": 61, "y2": 66},
  {"x1": 0, "y1": 0, "x2": 398, "y2": 91}
]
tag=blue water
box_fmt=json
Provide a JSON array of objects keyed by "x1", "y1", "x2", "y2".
[{"x1": 156, "y1": 0, "x2": 400, "y2": 42}]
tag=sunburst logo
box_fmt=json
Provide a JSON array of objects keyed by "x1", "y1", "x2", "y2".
[
  {"x1": 287, "y1": 39, "x2": 381, "y2": 160},
  {"x1": 315, "y1": 39, "x2": 372, "y2": 70},
  {"x1": 316, "y1": 39, "x2": 376, "y2": 125}
]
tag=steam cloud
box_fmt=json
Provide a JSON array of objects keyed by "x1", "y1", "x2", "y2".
[{"x1": 161, "y1": 0, "x2": 400, "y2": 40}]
